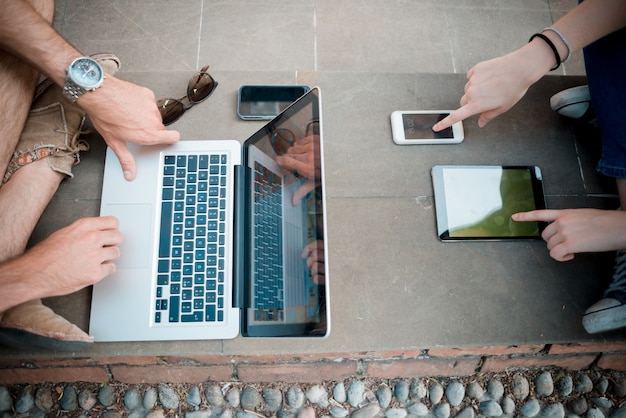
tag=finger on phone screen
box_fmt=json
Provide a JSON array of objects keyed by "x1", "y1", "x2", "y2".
[{"x1": 432, "y1": 107, "x2": 473, "y2": 132}]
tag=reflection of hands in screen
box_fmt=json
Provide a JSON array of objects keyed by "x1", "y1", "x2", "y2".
[
  {"x1": 276, "y1": 135, "x2": 321, "y2": 205},
  {"x1": 301, "y1": 240, "x2": 325, "y2": 284}
]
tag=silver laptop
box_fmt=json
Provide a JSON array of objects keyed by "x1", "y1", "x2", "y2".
[{"x1": 90, "y1": 87, "x2": 329, "y2": 341}]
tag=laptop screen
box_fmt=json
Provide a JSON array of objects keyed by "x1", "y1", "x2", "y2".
[{"x1": 242, "y1": 88, "x2": 328, "y2": 337}]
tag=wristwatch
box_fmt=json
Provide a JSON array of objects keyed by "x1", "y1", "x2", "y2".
[{"x1": 63, "y1": 57, "x2": 104, "y2": 102}]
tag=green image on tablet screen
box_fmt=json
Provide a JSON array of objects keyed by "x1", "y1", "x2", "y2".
[{"x1": 443, "y1": 168, "x2": 540, "y2": 238}]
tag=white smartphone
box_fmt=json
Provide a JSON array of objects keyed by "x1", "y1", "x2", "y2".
[{"x1": 390, "y1": 110, "x2": 464, "y2": 145}]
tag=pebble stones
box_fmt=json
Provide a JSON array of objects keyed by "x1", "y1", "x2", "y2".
[
  {"x1": 287, "y1": 386, "x2": 306, "y2": 410},
  {"x1": 479, "y1": 400, "x2": 502, "y2": 417},
  {"x1": 394, "y1": 380, "x2": 410, "y2": 404},
  {"x1": 158, "y1": 383, "x2": 180, "y2": 410},
  {"x1": 430, "y1": 382, "x2": 444, "y2": 405},
  {"x1": 98, "y1": 384, "x2": 116, "y2": 407},
  {"x1": 226, "y1": 386, "x2": 241, "y2": 408},
  {"x1": 186, "y1": 386, "x2": 202, "y2": 409},
  {"x1": 34, "y1": 387, "x2": 54, "y2": 411},
  {"x1": 333, "y1": 382, "x2": 347, "y2": 404},
  {"x1": 410, "y1": 380, "x2": 427, "y2": 400},
  {"x1": 535, "y1": 372, "x2": 554, "y2": 397},
  {"x1": 143, "y1": 387, "x2": 158, "y2": 410},
  {"x1": 15, "y1": 386, "x2": 34, "y2": 414},
  {"x1": 539, "y1": 403, "x2": 565, "y2": 418},
  {"x1": 78, "y1": 389, "x2": 97, "y2": 411},
  {"x1": 615, "y1": 378, "x2": 626, "y2": 397},
  {"x1": 512, "y1": 374, "x2": 530, "y2": 400},
  {"x1": 241, "y1": 386, "x2": 263, "y2": 411},
  {"x1": 445, "y1": 381, "x2": 465, "y2": 407},
  {"x1": 466, "y1": 382, "x2": 484, "y2": 400},
  {"x1": 262, "y1": 387, "x2": 282, "y2": 412},
  {"x1": 575, "y1": 372, "x2": 594, "y2": 393},
  {"x1": 557, "y1": 375, "x2": 573, "y2": 397},
  {"x1": 348, "y1": 380, "x2": 366, "y2": 407},
  {"x1": 205, "y1": 384, "x2": 225, "y2": 406},
  {"x1": 0, "y1": 387, "x2": 11, "y2": 413},
  {"x1": 434, "y1": 401, "x2": 451, "y2": 418},
  {"x1": 567, "y1": 397, "x2": 588, "y2": 415},
  {"x1": 377, "y1": 385, "x2": 393, "y2": 408},
  {"x1": 521, "y1": 398, "x2": 541, "y2": 417},
  {"x1": 1, "y1": 369, "x2": 625, "y2": 417}
]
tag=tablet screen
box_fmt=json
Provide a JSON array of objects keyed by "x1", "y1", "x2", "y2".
[{"x1": 431, "y1": 166, "x2": 546, "y2": 240}]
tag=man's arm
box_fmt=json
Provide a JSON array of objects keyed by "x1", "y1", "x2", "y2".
[
  {"x1": 0, "y1": 217, "x2": 122, "y2": 312},
  {"x1": 0, "y1": 1, "x2": 79, "y2": 86},
  {"x1": 0, "y1": 0, "x2": 180, "y2": 181}
]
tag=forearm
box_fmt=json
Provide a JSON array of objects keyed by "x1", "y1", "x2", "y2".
[
  {"x1": 554, "y1": 0, "x2": 626, "y2": 52},
  {"x1": 0, "y1": 0, "x2": 82, "y2": 87},
  {"x1": 505, "y1": 0, "x2": 626, "y2": 95},
  {"x1": 433, "y1": 0, "x2": 626, "y2": 132},
  {"x1": 539, "y1": 0, "x2": 626, "y2": 64},
  {"x1": 0, "y1": 256, "x2": 49, "y2": 313}
]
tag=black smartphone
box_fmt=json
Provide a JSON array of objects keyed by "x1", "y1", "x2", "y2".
[{"x1": 237, "y1": 85, "x2": 310, "y2": 120}]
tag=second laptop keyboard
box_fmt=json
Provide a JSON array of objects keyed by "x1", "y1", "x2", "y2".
[{"x1": 252, "y1": 161, "x2": 285, "y2": 321}]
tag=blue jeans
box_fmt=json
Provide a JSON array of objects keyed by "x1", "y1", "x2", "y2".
[{"x1": 583, "y1": 26, "x2": 626, "y2": 179}]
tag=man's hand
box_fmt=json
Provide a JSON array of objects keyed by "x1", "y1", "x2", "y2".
[
  {"x1": 302, "y1": 240, "x2": 325, "y2": 284},
  {"x1": 0, "y1": 216, "x2": 123, "y2": 312},
  {"x1": 275, "y1": 135, "x2": 321, "y2": 205},
  {"x1": 30, "y1": 216, "x2": 123, "y2": 294},
  {"x1": 78, "y1": 76, "x2": 180, "y2": 181}
]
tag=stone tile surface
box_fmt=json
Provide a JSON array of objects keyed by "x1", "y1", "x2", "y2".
[{"x1": 2, "y1": 0, "x2": 624, "y2": 360}]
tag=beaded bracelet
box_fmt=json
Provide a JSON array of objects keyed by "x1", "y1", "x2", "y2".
[
  {"x1": 529, "y1": 33, "x2": 561, "y2": 71},
  {"x1": 542, "y1": 27, "x2": 572, "y2": 62}
]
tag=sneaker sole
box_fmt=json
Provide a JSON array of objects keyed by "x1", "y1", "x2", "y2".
[
  {"x1": 550, "y1": 85, "x2": 590, "y2": 119},
  {"x1": 0, "y1": 328, "x2": 93, "y2": 351},
  {"x1": 582, "y1": 303, "x2": 626, "y2": 334}
]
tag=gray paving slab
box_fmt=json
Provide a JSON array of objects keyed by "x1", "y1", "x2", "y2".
[
  {"x1": 3, "y1": 69, "x2": 624, "y2": 360},
  {"x1": 3, "y1": 0, "x2": 625, "y2": 360}
]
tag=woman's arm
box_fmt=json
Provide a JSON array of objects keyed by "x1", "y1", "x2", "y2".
[{"x1": 433, "y1": 0, "x2": 626, "y2": 132}]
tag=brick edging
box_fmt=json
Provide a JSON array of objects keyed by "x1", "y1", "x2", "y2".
[{"x1": 1, "y1": 342, "x2": 625, "y2": 384}]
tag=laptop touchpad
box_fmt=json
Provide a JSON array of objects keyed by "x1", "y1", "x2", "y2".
[{"x1": 102, "y1": 204, "x2": 153, "y2": 269}]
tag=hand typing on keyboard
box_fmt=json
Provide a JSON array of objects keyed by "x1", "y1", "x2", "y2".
[{"x1": 0, "y1": 216, "x2": 122, "y2": 312}]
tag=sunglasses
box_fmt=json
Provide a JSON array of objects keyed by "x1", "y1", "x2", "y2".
[
  {"x1": 270, "y1": 128, "x2": 296, "y2": 156},
  {"x1": 157, "y1": 65, "x2": 218, "y2": 126}
]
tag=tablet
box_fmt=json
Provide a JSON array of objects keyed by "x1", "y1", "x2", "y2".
[{"x1": 431, "y1": 165, "x2": 547, "y2": 241}]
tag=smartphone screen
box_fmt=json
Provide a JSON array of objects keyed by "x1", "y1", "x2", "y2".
[
  {"x1": 402, "y1": 112, "x2": 453, "y2": 139},
  {"x1": 238, "y1": 86, "x2": 310, "y2": 119}
]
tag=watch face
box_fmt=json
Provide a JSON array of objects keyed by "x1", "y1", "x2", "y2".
[{"x1": 69, "y1": 58, "x2": 103, "y2": 88}]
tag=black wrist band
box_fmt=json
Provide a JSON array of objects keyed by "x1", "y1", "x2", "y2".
[{"x1": 529, "y1": 33, "x2": 561, "y2": 71}]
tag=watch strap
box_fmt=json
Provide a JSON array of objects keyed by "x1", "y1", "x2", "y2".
[
  {"x1": 62, "y1": 57, "x2": 104, "y2": 102},
  {"x1": 63, "y1": 80, "x2": 87, "y2": 102}
]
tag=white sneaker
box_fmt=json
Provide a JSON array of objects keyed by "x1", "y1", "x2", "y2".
[
  {"x1": 550, "y1": 85, "x2": 591, "y2": 119},
  {"x1": 582, "y1": 249, "x2": 626, "y2": 334}
]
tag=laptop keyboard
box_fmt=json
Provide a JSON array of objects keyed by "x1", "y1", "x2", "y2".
[
  {"x1": 253, "y1": 161, "x2": 285, "y2": 321},
  {"x1": 155, "y1": 153, "x2": 228, "y2": 325}
]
